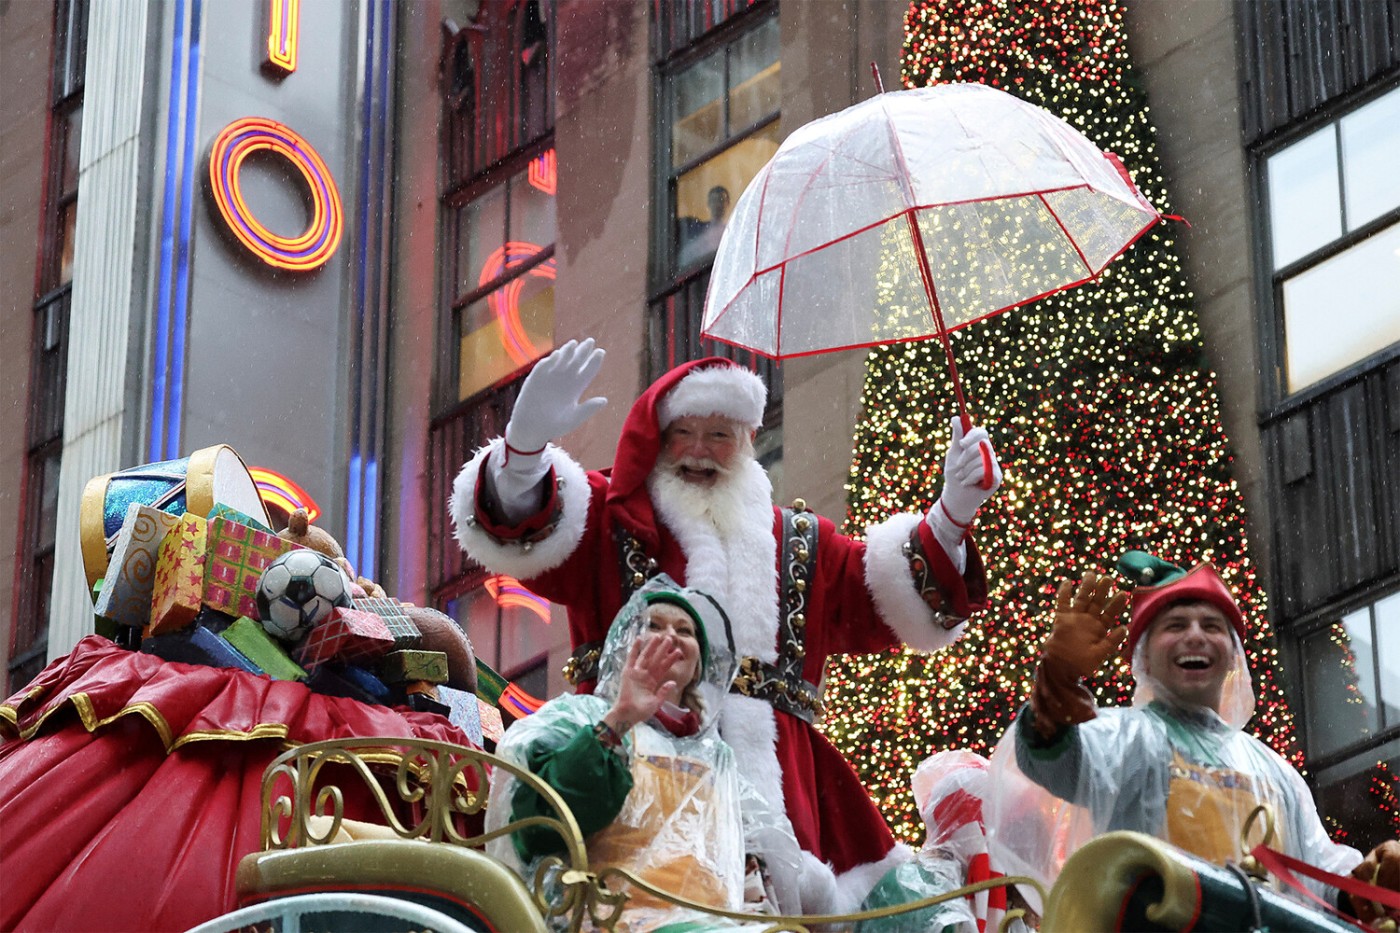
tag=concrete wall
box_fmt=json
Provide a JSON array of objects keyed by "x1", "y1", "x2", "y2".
[
  {"x1": 0, "y1": 0, "x2": 54, "y2": 669},
  {"x1": 1123, "y1": 1, "x2": 1272, "y2": 576},
  {"x1": 778, "y1": 0, "x2": 905, "y2": 522}
]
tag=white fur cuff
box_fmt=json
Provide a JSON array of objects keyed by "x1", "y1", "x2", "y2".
[
  {"x1": 448, "y1": 439, "x2": 592, "y2": 580},
  {"x1": 864, "y1": 512, "x2": 967, "y2": 653}
]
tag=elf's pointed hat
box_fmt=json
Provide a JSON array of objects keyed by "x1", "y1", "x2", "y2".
[{"x1": 1117, "y1": 551, "x2": 1246, "y2": 659}]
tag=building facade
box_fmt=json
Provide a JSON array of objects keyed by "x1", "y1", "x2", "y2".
[{"x1": 2, "y1": 0, "x2": 1397, "y2": 842}]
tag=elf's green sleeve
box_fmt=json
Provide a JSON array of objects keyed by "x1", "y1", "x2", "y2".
[{"x1": 510, "y1": 722, "x2": 634, "y2": 863}]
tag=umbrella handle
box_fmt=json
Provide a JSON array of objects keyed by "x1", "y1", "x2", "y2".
[{"x1": 978, "y1": 442, "x2": 996, "y2": 490}]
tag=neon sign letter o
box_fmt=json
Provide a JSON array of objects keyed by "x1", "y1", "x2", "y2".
[{"x1": 207, "y1": 116, "x2": 343, "y2": 271}]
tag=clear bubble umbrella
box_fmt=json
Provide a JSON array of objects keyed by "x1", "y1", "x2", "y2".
[{"x1": 702, "y1": 81, "x2": 1163, "y2": 481}]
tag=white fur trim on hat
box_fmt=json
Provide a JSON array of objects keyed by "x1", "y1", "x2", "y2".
[
  {"x1": 657, "y1": 364, "x2": 766, "y2": 430},
  {"x1": 864, "y1": 512, "x2": 967, "y2": 653}
]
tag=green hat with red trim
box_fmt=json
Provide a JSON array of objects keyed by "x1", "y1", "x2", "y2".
[{"x1": 1117, "y1": 551, "x2": 1246, "y2": 659}]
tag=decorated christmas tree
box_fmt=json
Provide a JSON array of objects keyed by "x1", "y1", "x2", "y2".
[{"x1": 820, "y1": 0, "x2": 1303, "y2": 843}]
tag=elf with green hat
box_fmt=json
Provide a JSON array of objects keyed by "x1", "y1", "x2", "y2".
[
  {"x1": 484, "y1": 575, "x2": 814, "y2": 928},
  {"x1": 984, "y1": 553, "x2": 1400, "y2": 922}
]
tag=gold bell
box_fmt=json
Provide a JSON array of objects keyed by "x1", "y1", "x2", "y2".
[
  {"x1": 792, "y1": 498, "x2": 807, "y2": 512},
  {"x1": 794, "y1": 516, "x2": 811, "y2": 533},
  {"x1": 794, "y1": 579, "x2": 807, "y2": 593},
  {"x1": 791, "y1": 613, "x2": 806, "y2": 629},
  {"x1": 632, "y1": 572, "x2": 645, "y2": 587},
  {"x1": 795, "y1": 547, "x2": 809, "y2": 562},
  {"x1": 1375, "y1": 918, "x2": 1397, "y2": 933}
]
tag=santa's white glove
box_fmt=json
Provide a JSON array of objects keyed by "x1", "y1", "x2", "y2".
[
  {"x1": 926, "y1": 418, "x2": 1002, "y2": 562},
  {"x1": 495, "y1": 339, "x2": 607, "y2": 504}
]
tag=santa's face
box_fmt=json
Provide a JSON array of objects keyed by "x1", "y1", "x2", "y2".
[
  {"x1": 1143, "y1": 601, "x2": 1235, "y2": 711},
  {"x1": 660, "y1": 415, "x2": 751, "y2": 487}
]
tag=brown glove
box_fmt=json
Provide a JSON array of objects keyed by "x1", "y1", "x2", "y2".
[
  {"x1": 1348, "y1": 840, "x2": 1400, "y2": 927},
  {"x1": 1030, "y1": 571, "x2": 1129, "y2": 740}
]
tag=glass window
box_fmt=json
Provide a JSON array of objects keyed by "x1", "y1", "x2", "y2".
[
  {"x1": 1374, "y1": 591, "x2": 1400, "y2": 726},
  {"x1": 675, "y1": 120, "x2": 782, "y2": 269},
  {"x1": 662, "y1": 8, "x2": 780, "y2": 277},
  {"x1": 1264, "y1": 85, "x2": 1400, "y2": 394},
  {"x1": 450, "y1": 157, "x2": 557, "y2": 402},
  {"x1": 441, "y1": 0, "x2": 555, "y2": 188},
  {"x1": 672, "y1": 49, "x2": 726, "y2": 166},
  {"x1": 1340, "y1": 85, "x2": 1400, "y2": 231},
  {"x1": 727, "y1": 15, "x2": 779, "y2": 129},
  {"x1": 1281, "y1": 220, "x2": 1400, "y2": 392},
  {"x1": 60, "y1": 106, "x2": 82, "y2": 195},
  {"x1": 1315, "y1": 756, "x2": 1400, "y2": 848},
  {"x1": 447, "y1": 576, "x2": 552, "y2": 682},
  {"x1": 1302, "y1": 611, "x2": 1380, "y2": 759},
  {"x1": 1267, "y1": 127, "x2": 1341, "y2": 270},
  {"x1": 457, "y1": 266, "x2": 555, "y2": 400}
]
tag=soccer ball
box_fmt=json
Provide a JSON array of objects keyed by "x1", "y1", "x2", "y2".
[{"x1": 256, "y1": 549, "x2": 352, "y2": 642}]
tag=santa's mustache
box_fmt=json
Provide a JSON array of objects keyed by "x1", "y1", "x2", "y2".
[{"x1": 667, "y1": 454, "x2": 731, "y2": 477}]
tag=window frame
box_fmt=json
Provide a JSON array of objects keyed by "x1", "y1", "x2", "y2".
[
  {"x1": 9, "y1": 0, "x2": 87, "y2": 695},
  {"x1": 439, "y1": 138, "x2": 558, "y2": 411},
  {"x1": 430, "y1": 2, "x2": 558, "y2": 615},
  {"x1": 1254, "y1": 75, "x2": 1400, "y2": 414},
  {"x1": 649, "y1": 0, "x2": 779, "y2": 290}
]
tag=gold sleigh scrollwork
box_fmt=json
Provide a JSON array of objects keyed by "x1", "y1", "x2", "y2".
[{"x1": 258, "y1": 737, "x2": 1044, "y2": 933}]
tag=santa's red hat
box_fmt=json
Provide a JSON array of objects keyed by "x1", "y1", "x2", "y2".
[
  {"x1": 605, "y1": 358, "x2": 766, "y2": 547},
  {"x1": 1121, "y1": 555, "x2": 1245, "y2": 659}
]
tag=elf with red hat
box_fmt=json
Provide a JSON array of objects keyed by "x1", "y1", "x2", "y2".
[
  {"x1": 451, "y1": 338, "x2": 1000, "y2": 912},
  {"x1": 986, "y1": 553, "x2": 1400, "y2": 923}
]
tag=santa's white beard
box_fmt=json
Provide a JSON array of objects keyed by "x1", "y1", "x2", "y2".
[
  {"x1": 647, "y1": 454, "x2": 773, "y2": 542},
  {"x1": 648, "y1": 453, "x2": 786, "y2": 821}
]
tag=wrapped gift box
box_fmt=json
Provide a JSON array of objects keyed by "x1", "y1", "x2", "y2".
[
  {"x1": 94, "y1": 504, "x2": 182, "y2": 630},
  {"x1": 221, "y1": 615, "x2": 307, "y2": 681},
  {"x1": 148, "y1": 514, "x2": 208, "y2": 635},
  {"x1": 350, "y1": 596, "x2": 422, "y2": 650},
  {"x1": 295, "y1": 608, "x2": 395, "y2": 668},
  {"x1": 478, "y1": 701, "x2": 504, "y2": 745},
  {"x1": 203, "y1": 516, "x2": 301, "y2": 619},
  {"x1": 436, "y1": 685, "x2": 485, "y2": 747},
  {"x1": 308, "y1": 663, "x2": 389, "y2": 704},
  {"x1": 206, "y1": 502, "x2": 272, "y2": 533},
  {"x1": 141, "y1": 623, "x2": 262, "y2": 675},
  {"x1": 378, "y1": 649, "x2": 449, "y2": 685}
]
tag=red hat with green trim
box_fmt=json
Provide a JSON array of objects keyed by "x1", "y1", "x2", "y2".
[{"x1": 1117, "y1": 551, "x2": 1246, "y2": 659}]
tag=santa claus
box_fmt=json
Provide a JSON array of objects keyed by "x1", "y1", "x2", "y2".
[{"x1": 450, "y1": 338, "x2": 1001, "y2": 912}]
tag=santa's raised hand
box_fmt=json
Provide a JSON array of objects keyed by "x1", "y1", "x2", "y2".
[
  {"x1": 926, "y1": 417, "x2": 1003, "y2": 559},
  {"x1": 504, "y1": 338, "x2": 607, "y2": 458}
]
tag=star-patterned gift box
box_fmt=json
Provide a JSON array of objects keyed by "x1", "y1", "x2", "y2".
[{"x1": 148, "y1": 513, "x2": 208, "y2": 636}]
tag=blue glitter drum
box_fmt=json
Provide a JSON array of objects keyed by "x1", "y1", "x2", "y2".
[{"x1": 80, "y1": 444, "x2": 271, "y2": 593}]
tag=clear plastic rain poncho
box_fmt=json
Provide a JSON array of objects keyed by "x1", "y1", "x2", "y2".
[
  {"x1": 985, "y1": 629, "x2": 1362, "y2": 910},
  {"x1": 858, "y1": 751, "x2": 1033, "y2": 933},
  {"x1": 487, "y1": 576, "x2": 801, "y2": 930}
]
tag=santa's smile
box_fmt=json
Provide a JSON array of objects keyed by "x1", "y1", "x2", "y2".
[{"x1": 679, "y1": 465, "x2": 719, "y2": 485}]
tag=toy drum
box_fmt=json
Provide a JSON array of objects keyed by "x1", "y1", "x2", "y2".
[{"x1": 80, "y1": 444, "x2": 271, "y2": 592}]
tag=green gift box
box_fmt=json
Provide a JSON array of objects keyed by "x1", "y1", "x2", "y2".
[
  {"x1": 221, "y1": 616, "x2": 306, "y2": 682},
  {"x1": 379, "y1": 649, "x2": 449, "y2": 685}
]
